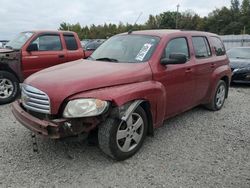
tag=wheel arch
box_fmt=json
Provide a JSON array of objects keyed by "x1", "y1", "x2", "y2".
[
  {"x1": 112, "y1": 100, "x2": 154, "y2": 137},
  {"x1": 0, "y1": 64, "x2": 20, "y2": 82},
  {"x1": 220, "y1": 75, "x2": 229, "y2": 98},
  {"x1": 204, "y1": 65, "x2": 231, "y2": 103},
  {"x1": 140, "y1": 101, "x2": 154, "y2": 136}
]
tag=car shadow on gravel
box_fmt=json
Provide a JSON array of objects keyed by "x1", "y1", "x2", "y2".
[
  {"x1": 230, "y1": 83, "x2": 250, "y2": 88},
  {"x1": 26, "y1": 105, "x2": 207, "y2": 164}
]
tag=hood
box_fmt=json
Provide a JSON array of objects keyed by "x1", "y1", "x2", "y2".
[
  {"x1": 0, "y1": 48, "x2": 14, "y2": 53},
  {"x1": 25, "y1": 59, "x2": 152, "y2": 114},
  {"x1": 0, "y1": 48, "x2": 20, "y2": 61},
  {"x1": 229, "y1": 58, "x2": 250, "y2": 69}
]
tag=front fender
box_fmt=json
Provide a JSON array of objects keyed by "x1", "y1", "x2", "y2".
[
  {"x1": 0, "y1": 50, "x2": 22, "y2": 81},
  {"x1": 67, "y1": 81, "x2": 166, "y2": 127}
]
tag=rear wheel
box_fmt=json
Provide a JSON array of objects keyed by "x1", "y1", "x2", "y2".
[
  {"x1": 0, "y1": 71, "x2": 19, "y2": 105},
  {"x1": 98, "y1": 106, "x2": 148, "y2": 160},
  {"x1": 205, "y1": 80, "x2": 227, "y2": 111}
]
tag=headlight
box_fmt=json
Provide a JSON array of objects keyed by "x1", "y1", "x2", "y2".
[{"x1": 63, "y1": 99, "x2": 109, "y2": 118}]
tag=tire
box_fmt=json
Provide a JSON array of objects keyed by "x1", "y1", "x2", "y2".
[
  {"x1": 98, "y1": 106, "x2": 148, "y2": 161},
  {"x1": 205, "y1": 80, "x2": 227, "y2": 111},
  {"x1": 0, "y1": 71, "x2": 19, "y2": 105}
]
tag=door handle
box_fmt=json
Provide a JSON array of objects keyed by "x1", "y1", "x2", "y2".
[
  {"x1": 211, "y1": 63, "x2": 215, "y2": 68},
  {"x1": 58, "y1": 54, "x2": 65, "y2": 58},
  {"x1": 185, "y1": 68, "x2": 193, "y2": 73}
]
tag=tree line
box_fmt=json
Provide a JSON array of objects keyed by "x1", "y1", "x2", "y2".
[{"x1": 59, "y1": 0, "x2": 250, "y2": 39}]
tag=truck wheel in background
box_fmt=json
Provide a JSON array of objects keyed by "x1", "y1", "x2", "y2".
[
  {"x1": 205, "y1": 80, "x2": 227, "y2": 111},
  {"x1": 98, "y1": 106, "x2": 148, "y2": 161},
  {"x1": 0, "y1": 71, "x2": 19, "y2": 105}
]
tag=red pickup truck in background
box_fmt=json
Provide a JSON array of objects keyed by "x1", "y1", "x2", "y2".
[{"x1": 0, "y1": 30, "x2": 86, "y2": 104}]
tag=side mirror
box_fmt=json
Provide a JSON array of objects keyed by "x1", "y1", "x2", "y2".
[
  {"x1": 27, "y1": 43, "x2": 38, "y2": 52},
  {"x1": 161, "y1": 53, "x2": 187, "y2": 65}
]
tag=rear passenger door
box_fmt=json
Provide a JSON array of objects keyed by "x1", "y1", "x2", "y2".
[
  {"x1": 192, "y1": 36, "x2": 215, "y2": 102},
  {"x1": 22, "y1": 34, "x2": 66, "y2": 78},
  {"x1": 63, "y1": 34, "x2": 84, "y2": 61}
]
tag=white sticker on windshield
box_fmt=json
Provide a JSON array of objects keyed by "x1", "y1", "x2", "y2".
[{"x1": 135, "y1": 43, "x2": 152, "y2": 61}]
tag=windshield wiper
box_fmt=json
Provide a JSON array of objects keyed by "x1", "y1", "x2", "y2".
[{"x1": 95, "y1": 57, "x2": 119, "y2": 62}]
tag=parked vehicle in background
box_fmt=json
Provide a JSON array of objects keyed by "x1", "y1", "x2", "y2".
[
  {"x1": 80, "y1": 39, "x2": 93, "y2": 48},
  {"x1": 12, "y1": 30, "x2": 231, "y2": 160},
  {"x1": 227, "y1": 47, "x2": 250, "y2": 84},
  {"x1": 0, "y1": 30, "x2": 84, "y2": 104},
  {"x1": 0, "y1": 40, "x2": 9, "y2": 48},
  {"x1": 84, "y1": 39, "x2": 105, "y2": 58}
]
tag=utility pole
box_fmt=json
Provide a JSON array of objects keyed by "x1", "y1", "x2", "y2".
[{"x1": 176, "y1": 4, "x2": 180, "y2": 29}]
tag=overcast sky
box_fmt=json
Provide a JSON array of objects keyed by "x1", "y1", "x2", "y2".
[{"x1": 0, "y1": 0, "x2": 232, "y2": 39}]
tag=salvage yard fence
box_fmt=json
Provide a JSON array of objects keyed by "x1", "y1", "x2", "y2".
[{"x1": 220, "y1": 35, "x2": 250, "y2": 50}]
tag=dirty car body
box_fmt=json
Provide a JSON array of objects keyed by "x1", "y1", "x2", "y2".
[{"x1": 12, "y1": 30, "x2": 232, "y2": 160}]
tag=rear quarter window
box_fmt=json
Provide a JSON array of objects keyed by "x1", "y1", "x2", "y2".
[
  {"x1": 64, "y1": 35, "x2": 78, "y2": 50},
  {"x1": 210, "y1": 37, "x2": 226, "y2": 56}
]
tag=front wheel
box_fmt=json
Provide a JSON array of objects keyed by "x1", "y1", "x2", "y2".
[
  {"x1": 205, "y1": 80, "x2": 227, "y2": 111},
  {"x1": 98, "y1": 106, "x2": 148, "y2": 161},
  {"x1": 0, "y1": 71, "x2": 19, "y2": 105}
]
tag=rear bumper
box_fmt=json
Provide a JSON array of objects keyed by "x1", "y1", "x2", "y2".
[{"x1": 12, "y1": 101, "x2": 99, "y2": 139}]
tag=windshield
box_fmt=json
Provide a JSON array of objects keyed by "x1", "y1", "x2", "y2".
[
  {"x1": 5, "y1": 32, "x2": 34, "y2": 50},
  {"x1": 90, "y1": 34, "x2": 160, "y2": 63},
  {"x1": 227, "y1": 48, "x2": 250, "y2": 59}
]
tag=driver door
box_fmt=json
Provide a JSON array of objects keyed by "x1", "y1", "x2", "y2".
[
  {"x1": 154, "y1": 37, "x2": 196, "y2": 118},
  {"x1": 22, "y1": 34, "x2": 66, "y2": 78}
]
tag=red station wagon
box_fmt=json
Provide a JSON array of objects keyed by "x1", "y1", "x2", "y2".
[{"x1": 12, "y1": 30, "x2": 231, "y2": 160}]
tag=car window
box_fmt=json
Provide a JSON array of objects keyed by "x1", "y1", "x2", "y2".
[
  {"x1": 227, "y1": 48, "x2": 250, "y2": 59},
  {"x1": 164, "y1": 37, "x2": 189, "y2": 59},
  {"x1": 5, "y1": 32, "x2": 34, "y2": 50},
  {"x1": 31, "y1": 34, "x2": 62, "y2": 51},
  {"x1": 85, "y1": 42, "x2": 96, "y2": 50},
  {"x1": 64, "y1": 35, "x2": 78, "y2": 50},
  {"x1": 211, "y1": 37, "x2": 225, "y2": 56},
  {"x1": 91, "y1": 35, "x2": 160, "y2": 63},
  {"x1": 192, "y1": 37, "x2": 211, "y2": 58},
  {"x1": 95, "y1": 42, "x2": 102, "y2": 49}
]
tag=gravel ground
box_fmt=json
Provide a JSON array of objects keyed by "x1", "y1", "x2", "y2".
[{"x1": 0, "y1": 86, "x2": 249, "y2": 188}]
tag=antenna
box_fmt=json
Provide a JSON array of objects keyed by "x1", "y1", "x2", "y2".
[
  {"x1": 128, "y1": 12, "x2": 143, "y2": 34},
  {"x1": 134, "y1": 12, "x2": 143, "y2": 25}
]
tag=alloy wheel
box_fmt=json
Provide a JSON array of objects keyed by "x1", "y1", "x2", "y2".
[
  {"x1": 215, "y1": 84, "x2": 226, "y2": 108},
  {"x1": 0, "y1": 78, "x2": 14, "y2": 99},
  {"x1": 116, "y1": 113, "x2": 144, "y2": 152}
]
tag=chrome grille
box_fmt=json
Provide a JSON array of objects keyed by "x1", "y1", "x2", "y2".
[{"x1": 21, "y1": 84, "x2": 51, "y2": 114}]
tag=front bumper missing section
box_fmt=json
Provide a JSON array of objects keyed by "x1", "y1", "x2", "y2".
[{"x1": 12, "y1": 101, "x2": 100, "y2": 139}]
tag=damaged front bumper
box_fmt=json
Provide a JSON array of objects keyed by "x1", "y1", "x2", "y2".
[{"x1": 12, "y1": 101, "x2": 100, "y2": 139}]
